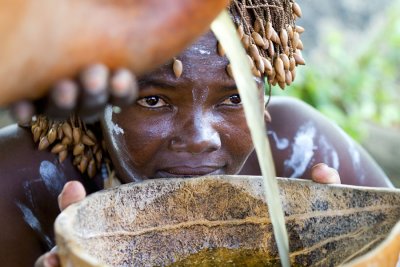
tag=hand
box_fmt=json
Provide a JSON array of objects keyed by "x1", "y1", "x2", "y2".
[
  {"x1": 34, "y1": 181, "x2": 86, "y2": 267},
  {"x1": 310, "y1": 163, "x2": 341, "y2": 184},
  {"x1": 11, "y1": 64, "x2": 137, "y2": 125}
]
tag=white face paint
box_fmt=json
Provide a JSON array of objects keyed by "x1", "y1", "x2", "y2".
[
  {"x1": 284, "y1": 121, "x2": 317, "y2": 178},
  {"x1": 16, "y1": 202, "x2": 53, "y2": 249}
]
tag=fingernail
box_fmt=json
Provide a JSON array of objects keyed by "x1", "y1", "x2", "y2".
[
  {"x1": 81, "y1": 64, "x2": 109, "y2": 94},
  {"x1": 52, "y1": 80, "x2": 78, "y2": 109},
  {"x1": 44, "y1": 253, "x2": 59, "y2": 267},
  {"x1": 111, "y1": 69, "x2": 136, "y2": 98},
  {"x1": 11, "y1": 101, "x2": 34, "y2": 126}
]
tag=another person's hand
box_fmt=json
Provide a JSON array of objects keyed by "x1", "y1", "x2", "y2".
[
  {"x1": 12, "y1": 64, "x2": 137, "y2": 126},
  {"x1": 310, "y1": 163, "x2": 341, "y2": 184},
  {"x1": 34, "y1": 181, "x2": 86, "y2": 267}
]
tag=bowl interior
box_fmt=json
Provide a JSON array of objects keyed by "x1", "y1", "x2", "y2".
[{"x1": 55, "y1": 176, "x2": 400, "y2": 266}]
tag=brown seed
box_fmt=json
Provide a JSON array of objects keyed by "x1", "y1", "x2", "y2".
[
  {"x1": 295, "y1": 25, "x2": 305, "y2": 34},
  {"x1": 291, "y1": 68, "x2": 297, "y2": 82},
  {"x1": 57, "y1": 125, "x2": 64, "y2": 140},
  {"x1": 285, "y1": 70, "x2": 293, "y2": 86},
  {"x1": 280, "y1": 54, "x2": 290, "y2": 70},
  {"x1": 87, "y1": 159, "x2": 97, "y2": 178},
  {"x1": 73, "y1": 155, "x2": 82, "y2": 166},
  {"x1": 73, "y1": 143, "x2": 85, "y2": 156},
  {"x1": 249, "y1": 44, "x2": 260, "y2": 62},
  {"x1": 271, "y1": 30, "x2": 280, "y2": 44},
  {"x1": 62, "y1": 122, "x2": 72, "y2": 139},
  {"x1": 173, "y1": 59, "x2": 183, "y2": 78},
  {"x1": 262, "y1": 38, "x2": 269, "y2": 50},
  {"x1": 33, "y1": 127, "x2": 42, "y2": 143},
  {"x1": 237, "y1": 24, "x2": 244, "y2": 39},
  {"x1": 47, "y1": 127, "x2": 57, "y2": 145},
  {"x1": 278, "y1": 81, "x2": 286, "y2": 90},
  {"x1": 253, "y1": 18, "x2": 262, "y2": 33},
  {"x1": 93, "y1": 144, "x2": 100, "y2": 154},
  {"x1": 241, "y1": 34, "x2": 250, "y2": 50},
  {"x1": 256, "y1": 58, "x2": 265, "y2": 74},
  {"x1": 262, "y1": 57, "x2": 273, "y2": 74},
  {"x1": 247, "y1": 55, "x2": 255, "y2": 69},
  {"x1": 251, "y1": 32, "x2": 265, "y2": 47},
  {"x1": 271, "y1": 78, "x2": 277, "y2": 86},
  {"x1": 51, "y1": 143, "x2": 66, "y2": 154},
  {"x1": 280, "y1": 29, "x2": 288, "y2": 48},
  {"x1": 217, "y1": 42, "x2": 225, "y2": 57},
  {"x1": 73, "y1": 127, "x2": 81, "y2": 145},
  {"x1": 287, "y1": 25, "x2": 294, "y2": 40},
  {"x1": 283, "y1": 46, "x2": 290, "y2": 56},
  {"x1": 268, "y1": 40, "x2": 275, "y2": 58},
  {"x1": 79, "y1": 156, "x2": 89, "y2": 174},
  {"x1": 82, "y1": 134, "x2": 95, "y2": 146},
  {"x1": 274, "y1": 57, "x2": 285, "y2": 81},
  {"x1": 38, "y1": 136, "x2": 50, "y2": 150},
  {"x1": 289, "y1": 56, "x2": 296, "y2": 71},
  {"x1": 292, "y1": 3, "x2": 302, "y2": 18},
  {"x1": 62, "y1": 137, "x2": 72, "y2": 145},
  {"x1": 294, "y1": 50, "x2": 306, "y2": 65},
  {"x1": 95, "y1": 150, "x2": 103, "y2": 163},
  {"x1": 292, "y1": 32, "x2": 300, "y2": 49},
  {"x1": 297, "y1": 39, "x2": 304, "y2": 50},
  {"x1": 86, "y1": 130, "x2": 97, "y2": 141},
  {"x1": 267, "y1": 68, "x2": 276, "y2": 81},
  {"x1": 59, "y1": 150, "x2": 68, "y2": 163},
  {"x1": 252, "y1": 68, "x2": 261, "y2": 78},
  {"x1": 265, "y1": 22, "x2": 273, "y2": 40},
  {"x1": 226, "y1": 64, "x2": 233, "y2": 78}
]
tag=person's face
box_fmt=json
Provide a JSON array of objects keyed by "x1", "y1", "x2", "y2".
[{"x1": 103, "y1": 31, "x2": 263, "y2": 182}]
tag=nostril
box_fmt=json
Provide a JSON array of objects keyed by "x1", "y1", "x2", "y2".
[{"x1": 169, "y1": 132, "x2": 221, "y2": 154}]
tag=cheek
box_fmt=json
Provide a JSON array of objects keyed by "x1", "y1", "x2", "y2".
[{"x1": 114, "y1": 110, "x2": 173, "y2": 174}]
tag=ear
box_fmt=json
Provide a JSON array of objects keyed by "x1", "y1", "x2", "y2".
[{"x1": 264, "y1": 108, "x2": 271, "y2": 123}]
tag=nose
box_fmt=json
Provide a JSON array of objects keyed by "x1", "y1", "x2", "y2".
[{"x1": 169, "y1": 112, "x2": 221, "y2": 154}]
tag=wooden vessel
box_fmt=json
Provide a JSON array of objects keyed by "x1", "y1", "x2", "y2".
[{"x1": 55, "y1": 176, "x2": 400, "y2": 266}]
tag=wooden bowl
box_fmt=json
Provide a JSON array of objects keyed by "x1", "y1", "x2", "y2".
[{"x1": 55, "y1": 176, "x2": 400, "y2": 266}]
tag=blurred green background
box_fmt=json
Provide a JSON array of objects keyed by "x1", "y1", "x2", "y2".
[{"x1": 272, "y1": 0, "x2": 400, "y2": 186}]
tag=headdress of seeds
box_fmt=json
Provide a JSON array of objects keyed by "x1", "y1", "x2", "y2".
[{"x1": 30, "y1": 114, "x2": 109, "y2": 179}]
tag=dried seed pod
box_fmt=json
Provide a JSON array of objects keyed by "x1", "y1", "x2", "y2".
[
  {"x1": 33, "y1": 127, "x2": 42, "y2": 143},
  {"x1": 295, "y1": 25, "x2": 305, "y2": 34},
  {"x1": 297, "y1": 39, "x2": 304, "y2": 50},
  {"x1": 226, "y1": 64, "x2": 233, "y2": 78},
  {"x1": 173, "y1": 58, "x2": 183, "y2": 78},
  {"x1": 280, "y1": 29, "x2": 288, "y2": 48},
  {"x1": 38, "y1": 136, "x2": 50, "y2": 150},
  {"x1": 251, "y1": 32, "x2": 265, "y2": 47},
  {"x1": 292, "y1": 32, "x2": 300, "y2": 49},
  {"x1": 87, "y1": 159, "x2": 97, "y2": 178},
  {"x1": 51, "y1": 143, "x2": 66, "y2": 154},
  {"x1": 237, "y1": 24, "x2": 244, "y2": 39},
  {"x1": 271, "y1": 78, "x2": 277, "y2": 86},
  {"x1": 287, "y1": 25, "x2": 294, "y2": 39},
  {"x1": 247, "y1": 55, "x2": 255, "y2": 69},
  {"x1": 79, "y1": 156, "x2": 89, "y2": 174},
  {"x1": 93, "y1": 144, "x2": 100, "y2": 154},
  {"x1": 59, "y1": 150, "x2": 68, "y2": 163},
  {"x1": 289, "y1": 56, "x2": 296, "y2": 71},
  {"x1": 254, "y1": 18, "x2": 262, "y2": 33},
  {"x1": 256, "y1": 58, "x2": 265, "y2": 74},
  {"x1": 252, "y1": 68, "x2": 261, "y2": 78},
  {"x1": 47, "y1": 127, "x2": 57, "y2": 145},
  {"x1": 86, "y1": 130, "x2": 97, "y2": 141},
  {"x1": 95, "y1": 150, "x2": 103, "y2": 163},
  {"x1": 274, "y1": 57, "x2": 285, "y2": 81},
  {"x1": 278, "y1": 81, "x2": 286, "y2": 90},
  {"x1": 62, "y1": 137, "x2": 72, "y2": 145},
  {"x1": 285, "y1": 70, "x2": 293, "y2": 86},
  {"x1": 283, "y1": 46, "x2": 290, "y2": 56},
  {"x1": 62, "y1": 122, "x2": 72, "y2": 139},
  {"x1": 262, "y1": 57, "x2": 273, "y2": 74},
  {"x1": 73, "y1": 155, "x2": 82, "y2": 166},
  {"x1": 294, "y1": 50, "x2": 306, "y2": 65},
  {"x1": 280, "y1": 54, "x2": 290, "y2": 70},
  {"x1": 73, "y1": 143, "x2": 85, "y2": 156},
  {"x1": 265, "y1": 22, "x2": 273, "y2": 40},
  {"x1": 291, "y1": 68, "x2": 297, "y2": 82},
  {"x1": 268, "y1": 41, "x2": 275, "y2": 58},
  {"x1": 82, "y1": 134, "x2": 95, "y2": 146},
  {"x1": 249, "y1": 44, "x2": 261, "y2": 62},
  {"x1": 57, "y1": 125, "x2": 64, "y2": 140},
  {"x1": 241, "y1": 34, "x2": 250, "y2": 50},
  {"x1": 262, "y1": 38, "x2": 269, "y2": 50},
  {"x1": 271, "y1": 30, "x2": 280, "y2": 44},
  {"x1": 292, "y1": 3, "x2": 302, "y2": 18},
  {"x1": 217, "y1": 42, "x2": 225, "y2": 57},
  {"x1": 267, "y1": 68, "x2": 276, "y2": 81},
  {"x1": 73, "y1": 127, "x2": 81, "y2": 145}
]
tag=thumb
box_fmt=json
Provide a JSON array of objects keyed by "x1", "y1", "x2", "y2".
[{"x1": 58, "y1": 181, "x2": 86, "y2": 211}]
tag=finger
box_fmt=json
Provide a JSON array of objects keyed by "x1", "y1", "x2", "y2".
[
  {"x1": 311, "y1": 163, "x2": 341, "y2": 184},
  {"x1": 110, "y1": 68, "x2": 138, "y2": 107},
  {"x1": 10, "y1": 100, "x2": 35, "y2": 127},
  {"x1": 34, "y1": 251, "x2": 60, "y2": 267},
  {"x1": 45, "y1": 79, "x2": 79, "y2": 119},
  {"x1": 58, "y1": 181, "x2": 86, "y2": 211},
  {"x1": 78, "y1": 64, "x2": 109, "y2": 122}
]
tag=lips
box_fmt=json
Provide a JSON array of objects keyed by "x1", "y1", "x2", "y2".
[{"x1": 155, "y1": 166, "x2": 225, "y2": 178}]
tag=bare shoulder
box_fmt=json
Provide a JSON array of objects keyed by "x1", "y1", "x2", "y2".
[{"x1": 266, "y1": 96, "x2": 392, "y2": 187}]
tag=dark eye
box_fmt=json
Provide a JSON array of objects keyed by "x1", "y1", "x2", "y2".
[
  {"x1": 220, "y1": 94, "x2": 242, "y2": 105},
  {"x1": 136, "y1": 96, "x2": 168, "y2": 108}
]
